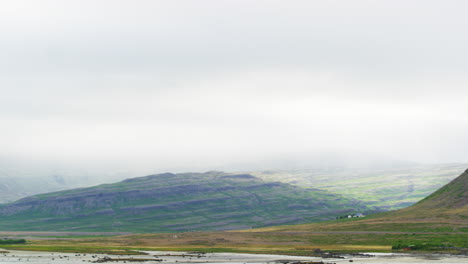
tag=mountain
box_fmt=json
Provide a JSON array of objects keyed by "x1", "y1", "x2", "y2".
[
  {"x1": 0, "y1": 172, "x2": 370, "y2": 232},
  {"x1": 0, "y1": 161, "x2": 131, "y2": 203},
  {"x1": 1, "y1": 161, "x2": 465, "y2": 210},
  {"x1": 250, "y1": 163, "x2": 467, "y2": 210},
  {"x1": 382, "y1": 168, "x2": 468, "y2": 221},
  {"x1": 252, "y1": 168, "x2": 468, "y2": 233},
  {"x1": 0, "y1": 174, "x2": 117, "y2": 204}
]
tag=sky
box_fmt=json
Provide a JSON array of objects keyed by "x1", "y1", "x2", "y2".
[{"x1": 1, "y1": 0, "x2": 468, "y2": 174}]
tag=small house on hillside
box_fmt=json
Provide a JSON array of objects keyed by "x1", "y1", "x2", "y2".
[{"x1": 336, "y1": 213, "x2": 366, "y2": 219}]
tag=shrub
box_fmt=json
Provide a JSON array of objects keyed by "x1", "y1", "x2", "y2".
[{"x1": 0, "y1": 239, "x2": 26, "y2": 244}]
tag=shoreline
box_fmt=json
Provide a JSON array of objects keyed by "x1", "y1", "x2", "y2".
[{"x1": 1, "y1": 248, "x2": 467, "y2": 264}]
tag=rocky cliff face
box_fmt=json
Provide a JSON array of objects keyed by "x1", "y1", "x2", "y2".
[{"x1": 0, "y1": 171, "x2": 369, "y2": 232}]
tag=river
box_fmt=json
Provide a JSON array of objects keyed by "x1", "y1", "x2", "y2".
[{"x1": 0, "y1": 249, "x2": 466, "y2": 264}]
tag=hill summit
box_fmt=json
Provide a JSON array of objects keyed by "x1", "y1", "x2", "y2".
[{"x1": 0, "y1": 171, "x2": 369, "y2": 232}]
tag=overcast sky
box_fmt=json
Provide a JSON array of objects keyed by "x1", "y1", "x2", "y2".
[{"x1": 1, "y1": 0, "x2": 467, "y2": 173}]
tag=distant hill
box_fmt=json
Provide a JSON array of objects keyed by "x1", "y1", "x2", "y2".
[
  {"x1": 1, "y1": 162, "x2": 465, "y2": 210},
  {"x1": 250, "y1": 163, "x2": 467, "y2": 210},
  {"x1": 382, "y1": 168, "x2": 467, "y2": 221},
  {"x1": 251, "y1": 168, "x2": 468, "y2": 233},
  {"x1": 0, "y1": 172, "x2": 370, "y2": 232},
  {"x1": 0, "y1": 164, "x2": 129, "y2": 203}
]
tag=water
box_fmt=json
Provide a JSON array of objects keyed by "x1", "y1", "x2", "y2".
[{"x1": 0, "y1": 249, "x2": 466, "y2": 264}]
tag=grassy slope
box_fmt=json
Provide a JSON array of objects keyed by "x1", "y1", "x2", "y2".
[
  {"x1": 250, "y1": 163, "x2": 467, "y2": 210},
  {"x1": 1, "y1": 169, "x2": 466, "y2": 255},
  {"x1": 394, "y1": 168, "x2": 468, "y2": 219},
  {"x1": 250, "y1": 169, "x2": 468, "y2": 233},
  {"x1": 2, "y1": 170, "x2": 466, "y2": 255},
  {"x1": 0, "y1": 172, "x2": 370, "y2": 233}
]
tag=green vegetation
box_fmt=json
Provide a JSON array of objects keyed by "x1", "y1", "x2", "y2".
[
  {"x1": 0, "y1": 238, "x2": 26, "y2": 244},
  {"x1": 0, "y1": 243, "x2": 145, "y2": 255},
  {"x1": 0, "y1": 167, "x2": 465, "y2": 255},
  {"x1": 235, "y1": 169, "x2": 467, "y2": 253},
  {"x1": 392, "y1": 242, "x2": 457, "y2": 251},
  {"x1": 0, "y1": 172, "x2": 371, "y2": 233},
  {"x1": 0, "y1": 231, "x2": 466, "y2": 255},
  {"x1": 251, "y1": 163, "x2": 467, "y2": 210}
]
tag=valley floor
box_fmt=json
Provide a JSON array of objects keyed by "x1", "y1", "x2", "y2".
[{"x1": 0, "y1": 229, "x2": 466, "y2": 256}]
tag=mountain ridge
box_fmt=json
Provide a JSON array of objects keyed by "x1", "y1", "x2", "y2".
[{"x1": 0, "y1": 171, "x2": 370, "y2": 232}]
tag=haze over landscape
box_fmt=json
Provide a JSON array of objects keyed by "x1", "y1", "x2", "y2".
[
  {"x1": 0, "y1": 1, "x2": 467, "y2": 261},
  {"x1": 1, "y1": 0, "x2": 468, "y2": 176}
]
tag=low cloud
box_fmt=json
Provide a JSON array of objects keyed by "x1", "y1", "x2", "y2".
[{"x1": 1, "y1": 1, "x2": 467, "y2": 173}]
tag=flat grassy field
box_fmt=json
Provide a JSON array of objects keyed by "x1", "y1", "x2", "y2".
[{"x1": 1, "y1": 228, "x2": 466, "y2": 255}]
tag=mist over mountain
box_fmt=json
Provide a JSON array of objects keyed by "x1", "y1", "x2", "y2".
[
  {"x1": 2, "y1": 2, "x2": 468, "y2": 179},
  {"x1": 250, "y1": 163, "x2": 468, "y2": 210},
  {"x1": 1, "y1": 155, "x2": 465, "y2": 210},
  {"x1": 386, "y1": 168, "x2": 468, "y2": 221},
  {"x1": 1, "y1": 154, "x2": 397, "y2": 203},
  {"x1": 0, "y1": 158, "x2": 133, "y2": 203}
]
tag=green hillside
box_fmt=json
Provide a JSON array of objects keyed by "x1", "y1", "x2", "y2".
[
  {"x1": 383, "y1": 167, "x2": 468, "y2": 221},
  {"x1": 1, "y1": 170, "x2": 466, "y2": 255},
  {"x1": 251, "y1": 168, "x2": 468, "y2": 233},
  {"x1": 250, "y1": 163, "x2": 467, "y2": 210},
  {"x1": 0, "y1": 172, "x2": 370, "y2": 232},
  {"x1": 1, "y1": 163, "x2": 464, "y2": 208}
]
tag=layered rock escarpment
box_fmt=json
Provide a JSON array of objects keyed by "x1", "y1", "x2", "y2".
[{"x1": 0, "y1": 171, "x2": 368, "y2": 232}]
